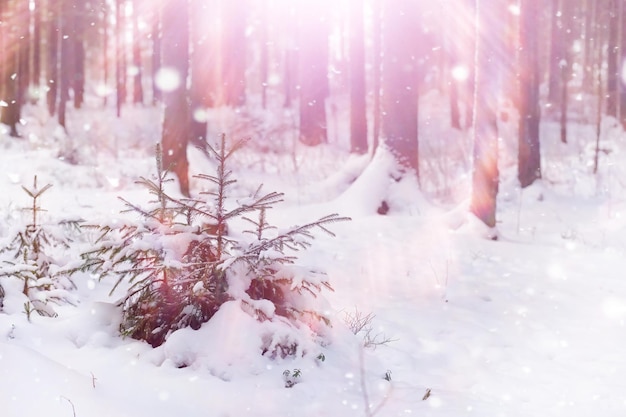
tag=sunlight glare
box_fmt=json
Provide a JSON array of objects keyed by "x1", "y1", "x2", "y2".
[
  {"x1": 451, "y1": 65, "x2": 469, "y2": 82},
  {"x1": 621, "y1": 59, "x2": 626, "y2": 85},
  {"x1": 547, "y1": 263, "x2": 566, "y2": 280},
  {"x1": 603, "y1": 297, "x2": 626, "y2": 320},
  {"x1": 508, "y1": 4, "x2": 520, "y2": 15},
  {"x1": 155, "y1": 67, "x2": 181, "y2": 92},
  {"x1": 193, "y1": 108, "x2": 209, "y2": 123},
  {"x1": 95, "y1": 83, "x2": 113, "y2": 97}
]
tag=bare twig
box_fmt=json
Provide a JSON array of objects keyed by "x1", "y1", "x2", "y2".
[
  {"x1": 359, "y1": 347, "x2": 392, "y2": 417},
  {"x1": 60, "y1": 396, "x2": 76, "y2": 417}
]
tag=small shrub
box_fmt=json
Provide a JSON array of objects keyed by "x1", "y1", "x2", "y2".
[
  {"x1": 0, "y1": 176, "x2": 80, "y2": 316},
  {"x1": 75, "y1": 136, "x2": 349, "y2": 347},
  {"x1": 343, "y1": 308, "x2": 396, "y2": 349}
]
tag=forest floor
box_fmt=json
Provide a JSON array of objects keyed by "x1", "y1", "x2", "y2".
[{"x1": 1, "y1": 96, "x2": 626, "y2": 416}]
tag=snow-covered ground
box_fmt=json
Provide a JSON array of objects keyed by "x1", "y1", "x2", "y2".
[{"x1": 1, "y1": 96, "x2": 626, "y2": 417}]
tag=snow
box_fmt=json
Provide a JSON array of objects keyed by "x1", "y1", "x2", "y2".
[{"x1": 1, "y1": 94, "x2": 626, "y2": 417}]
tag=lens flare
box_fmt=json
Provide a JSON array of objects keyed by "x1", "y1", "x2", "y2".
[{"x1": 452, "y1": 65, "x2": 470, "y2": 82}]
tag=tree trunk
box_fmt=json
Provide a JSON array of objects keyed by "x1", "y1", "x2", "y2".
[
  {"x1": 47, "y1": 0, "x2": 59, "y2": 117},
  {"x1": 470, "y1": 0, "x2": 501, "y2": 230},
  {"x1": 518, "y1": 0, "x2": 542, "y2": 188},
  {"x1": 617, "y1": 0, "x2": 626, "y2": 129},
  {"x1": 298, "y1": 2, "x2": 329, "y2": 146},
  {"x1": 349, "y1": 0, "x2": 367, "y2": 154},
  {"x1": 73, "y1": 0, "x2": 85, "y2": 109},
  {"x1": 102, "y1": 1, "x2": 109, "y2": 107},
  {"x1": 221, "y1": 0, "x2": 246, "y2": 106},
  {"x1": 607, "y1": 0, "x2": 619, "y2": 117},
  {"x1": 58, "y1": 0, "x2": 76, "y2": 129},
  {"x1": 382, "y1": 0, "x2": 419, "y2": 174},
  {"x1": 547, "y1": 0, "x2": 565, "y2": 110},
  {"x1": 581, "y1": 0, "x2": 595, "y2": 93},
  {"x1": 132, "y1": 0, "x2": 144, "y2": 104},
  {"x1": 371, "y1": 0, "x2": 382, "y2": 153},
  {"x1": 17, "y1": 0, "x2": 30, "y2": 110},
  {"x1": 259, "y1": 0, "x2": 268, "y2": 109},
  {"x1": 189, "y1": 0, "x2": 211, "y2": 145},
  {"x1": 161, "y1": 0, "x2": 190, "y2": 196},
  {"x1": 0, "y1": 0, "x2": 20, "y2": 136},
  {"x1": 282, "y1": 3, "x2": 297, "y2": 108},
  {"x1": 115, "y1": 0, "x2": 126, "y2": 117},
  {"x1": 151, "y1": 2, "x2": 161, "y2": 105},
  {"x1": 33, "y1": 0, "x2": 42, "y2": 90}
]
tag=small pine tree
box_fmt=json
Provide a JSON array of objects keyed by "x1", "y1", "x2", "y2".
[
  {"x1": 0, "y1": 176, "x2": 81, "y2": 316},
  {"x1": 76, "y1": 136, "x2": 349, "y2": 348}
]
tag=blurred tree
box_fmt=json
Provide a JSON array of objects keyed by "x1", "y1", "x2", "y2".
[
  {"x1": 0, "y1": 0, "x2": 21, "y2": 136},
  {"x1": 349, "y1": 0, "x2": 367, "y2": 154},
  {"x1": 547, "y1": 0, "x2": 566, "y2": 110},
  {"x1": 47, "y1": 0, "x2": 59, "y2": 117},
  {"x1": 617, "y1": 0, "x2": 626, "y2": 129},
  {"x1": 160, "y1": 0, "x2": 191, "y2": 196},
  {"x1": 58, "y1": 0, "x2": 77, "y2": 128},
  {"x1": 298, "y1": 2, "x2": 329, "y2": 146},
  {"x1": 607, "y1": 0, "x2": 620, "y2": 118},
  {"x1": 470, "y1": 0, "x2": 502, "y2": 231},
  {"x1": 151, "y1": 1, "x2": 162, "y2": 105},
  {"x1": 282, "y1": 3, "x2": 298, "y2": 108},
  {"x1": 73, "y1": 0, "x2": 86, "y2": 109},
  {"x1": 32, "y1": 0, "x2": 43, "y2": 93},
  {"x1": 17, "y1": 0, "x2": 30, "y2": 110},
  {"x1": 258, "y1": 0, "x2": 269, "y2": 109},
  {"x1": 132, "y1": 0, "x2": 144, "y2": 104},
  {"x1": 189, "y1": 0, "x2": 211, "y2": 144},
  {"x1": 115, "y1": 0, "x2": 127, "y2": 117},
  {"x1": 382, "y1": 0, "x2": 419, "y2": 174},
  {"x1": 102, "y1": 0, "x2": 110, "y2": 107},
  {"x1": 371, "y1": 0, "x2": 382, "y2": 153},
  {"x1": 221, "y1": 0, "x2": 247, "y2": 106},
  {"x1": 518, "y1": 0, "x2": 542, "y2": 188}
]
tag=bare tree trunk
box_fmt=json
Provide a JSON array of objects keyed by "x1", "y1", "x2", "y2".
[
  {"x1": 382, "y1": 0, "x2": 419, "y2": 174},
  {"x1": 560, "y1": 0, "x2": 574, "y2": 143},
  {"x1": 547, "y1": 0, "x2": 565, "y2": 110},
  {"x1": 151, "y1": 1, "x2": 161, "y2": 105},
  {"x1": 298, "y1": 2, "x2": 329, "y2": 146},
  {"x1": 607, "y1": 0, "x2": 619, "y2": 117},
  {"x1": 102, "y1": 1, "x2": 109, "y2": 107},
  {"x1": 33, "y1": 0, "x2": 42, "y2": 90},
  {"x1": 189, "y1": 0, "x2": 211, "y2": 145},
  {"x1": 161, "y1": 0, "x2": 190, "y2": 196},
  {"x1": 349, "y1": 0, "x2": 367, "y2": 154},
  {"x1": 115, "y1": 0, "x2": 126, "y2": 117},
  {"x1": 593, "y1": 5, "x2": 604, "y2": 175},
  {"x1": 132, "y1": 0, "x2": 144, "y2": 104},
  {"x1": 470, "y1": 0, "x2": 502, "y2": 231},
  {"x1": 73, "y1": 0, "x2": 85, "y2": 109},
  {"x1": 259, "y1": 0, "x2": 268, "y2": 110},
  {"x1": 519, "y1": 0, "x2": 542, "y2": 187},
  {"x1": 47, "y1": 0, "x2": 59, "y2": 117},
  {"x1": 0, "y1": 0, "x2": 20, "y2": 136},
  {"x1": 17, "y1": 0, "x2": 30, "y2": 110},
  {"x1": 58, "y1": 0, "x2": 76, "y2": 129},
  {"x1": 371, "y1": 0, "x2": 381, "y2": 153},
  {"x1": 221, "y1": 0, "x2": 246, "y2": 106},
  {"x1": 282, "y1": 3, "x2": 297, "y2": 108},
  {"x1": 582, "y1": 0, "x2": 595, "y2": 93},
  {"x1": 618, "y1": 0, "x2": 625, "y2": 126}
]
